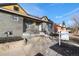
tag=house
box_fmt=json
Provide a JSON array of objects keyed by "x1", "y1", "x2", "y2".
[
  {"x1": 53, "y1": 23, "x2": 67, "y2": 33},
  {"x1": 0, "y1": 3, "x2": 53, "y2": 37}
]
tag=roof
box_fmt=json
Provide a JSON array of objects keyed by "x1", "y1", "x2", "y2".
[
  {"x1": 41, "y1": 16, "x2": 54, "y2": 24},
  {"x1": 54, "y1": 24, "x2": 66, "y2": 28},
  {"x1": 0, "y1": 8, "x2": 50, "y2": 23},
  {"x1": 0, "y1": 3, "x2": 52, "y2": 23},
  {"x1": 48, "y1": 19, "x2": 53, "y2": 24}
]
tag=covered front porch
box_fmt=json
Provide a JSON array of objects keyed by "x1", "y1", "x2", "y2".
[
  {"x1": 22, "y1": 16, "x2": 53, "y2": 40},
  {"x1": 23, "y1": 17, "x2": 43, "y2": 34}
]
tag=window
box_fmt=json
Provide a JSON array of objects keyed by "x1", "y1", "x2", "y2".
[
  {"x1": 48, "y1": 24, "x2": 52, "y2": 29},
  {"x1": 13, "y1": 15, "x2": 19, "y2": 21},
  {"x1": 14, "y1": 6, "x2": 19, "y2": 11}
]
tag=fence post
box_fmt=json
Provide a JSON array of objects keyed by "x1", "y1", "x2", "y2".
[{"x1": 59, "y1": 31, "x2": 61, "y2": 46}]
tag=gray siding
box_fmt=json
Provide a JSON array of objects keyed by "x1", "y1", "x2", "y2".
[{"x1": 0, "y1": 12, "x2": 23, "y2": 37}]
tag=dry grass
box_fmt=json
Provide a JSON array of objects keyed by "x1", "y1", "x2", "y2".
[
  {"x1": 0, "y1": 40, "x2": 25, "y2": 53},
  {"x1": 0, "y1": 35, "x2": 53, "y2": 56}
]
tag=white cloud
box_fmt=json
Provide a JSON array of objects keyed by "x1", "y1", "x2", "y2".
[
  {"x1": 55, "y1": 8, "x2": 79, "y2": 19},
  {"x1": 49, "y1": 3, "x2": 64, "y2": 7},
  {"x1": 63, "y1": 8, "x2": 79, "y2": 17},
  {"x1": 55, "y1": 16, "x2": 62, "y2": 18},
  {"x1": 20, "y1": 3, "x2": 44, "y2": 17},
  {"x1": 49, "y1": 3, "x2": 56, "y2": 6},
  {"x1": 33, "y1": 6, "x2": 42, "y2": 12},
  {"x1": 30, "y1": 6, "x2": 44, "y2": 17}
]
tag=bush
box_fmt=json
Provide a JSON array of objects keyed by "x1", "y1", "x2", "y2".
[
  {"x1": 0, "y1": 36, "x2": 23, "y2": 43},
  {"x1": 50, "y1": 33, "x2": 59, "y2": 36}
]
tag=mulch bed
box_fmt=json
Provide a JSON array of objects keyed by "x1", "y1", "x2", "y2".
[{"x1": 50, "y1": 42, "x2": 79, "y2": 56}]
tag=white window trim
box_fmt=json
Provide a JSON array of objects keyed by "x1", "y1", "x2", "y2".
[{"x1": 13, "y1": 16, "x2": 19, "y2": 21}]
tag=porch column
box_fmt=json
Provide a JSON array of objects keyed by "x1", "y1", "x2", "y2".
[{"x1": 39, "y1": 24, "x2": 42, "y2": 32}]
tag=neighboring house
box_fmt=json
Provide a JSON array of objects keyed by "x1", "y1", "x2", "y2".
[
  {"x1": 0, "y1": 3, "x2": 53, "y2": 37},
  {"x1": 53, "y1": 23, "x2": 67, "y2": 33}
]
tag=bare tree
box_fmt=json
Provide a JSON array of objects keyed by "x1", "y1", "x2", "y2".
[{"x1": 72, "y1": 15, "x2": 79, "y2": 34}]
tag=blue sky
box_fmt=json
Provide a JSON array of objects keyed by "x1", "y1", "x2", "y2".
[{"x1": 20, "y1": 3, "x2": 79, "y2": 27}]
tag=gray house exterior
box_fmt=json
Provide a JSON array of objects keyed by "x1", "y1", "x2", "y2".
[
  {"x1": 0, "y1": 11, "x2": 23, "y2": 37},
  {"x1": 0, "y1": 3, "x2": 53, "y2": 38}
]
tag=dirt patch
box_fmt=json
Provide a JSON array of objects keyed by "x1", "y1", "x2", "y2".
[
  {"x1": 0, "y1": 35, "x2": 54, "y2": 56},
  {"x1": 0, "y1": 40, "x2": 25, "y2": 53}
]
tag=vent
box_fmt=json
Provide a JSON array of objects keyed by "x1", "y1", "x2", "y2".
[{"x1": 14, "y1": 6, "x2": 19, "y2": 11}]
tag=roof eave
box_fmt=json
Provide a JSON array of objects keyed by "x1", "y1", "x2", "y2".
[{"x1": 0, "y1": 8, "x2": 50, "y2": 23}]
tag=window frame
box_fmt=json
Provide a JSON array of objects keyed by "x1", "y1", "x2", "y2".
[{"x1": 12, "y1": 15, "x2": 19, "y2": 22}]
